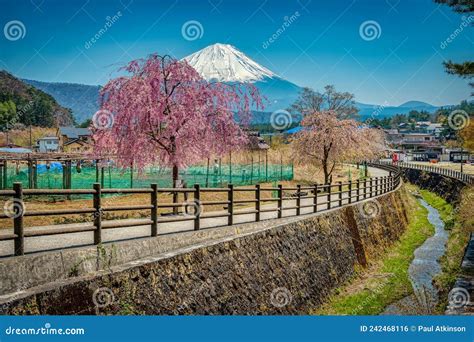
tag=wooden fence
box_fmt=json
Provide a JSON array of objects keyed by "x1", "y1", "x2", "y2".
[
  {"x1": 0, "y1": 164, "x2": 401, "y2": 256},
  {"x1": 377, "y1": 161, "x2": 474, "y2": 185}
]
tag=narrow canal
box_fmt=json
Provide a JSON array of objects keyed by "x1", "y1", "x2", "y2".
[{"x1": 383, "y1": 198, "x2": 448, "y2": 314}]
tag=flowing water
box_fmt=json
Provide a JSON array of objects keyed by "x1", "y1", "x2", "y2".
[{"x1": 382, "y1": 198, "x2": 448, "y2": 315}]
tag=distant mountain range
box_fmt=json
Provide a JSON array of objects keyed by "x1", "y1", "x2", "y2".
[
  {"x1": 355, "y1": 100, "x2": 440, "y2": 121},
  {"x1": 17, "y1": 43, "x2": 449, "y2": 125},
  {"x1": 23, "y1": 79, "x2": 101, "y2": 124}
]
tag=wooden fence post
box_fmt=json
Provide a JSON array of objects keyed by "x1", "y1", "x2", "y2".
[
  {"x1": 228, "y1": 184, "x2": 234, "y2": 225},
  {"x1": 364, "y1": 179, "x2": 367, "y2": 199},
  {"x1": 313, "y1": 183, "x2": 318, "y2": 213},
  {"x1": 327, "y1": 184, "x2": 331, "y2": 210},
  {"x1": 277, "y1": 184, "x2": 283, "y2": 218},
  {"x1": 338, "y1": 181, "x2": 342, "y2": 206},
  {"x1": 93, "y1": 183, "x2": 102, "y2": 245},
  {"x1": 296, "y1": 184, "x2": 301, "y2": 216},
  {"x1": 255, "y1": 184, "x2": 261, "y2": 221},
  {"x1": 356, "y1": 179, "x2": 360, "y2": 202},
  {"x1": 348, "y1": 180, "x2": 352, "y2": 204},
  {"x1": 28, "y1": 159, "x2": 33, "y2": 189},
  {"x1": 33, "y1": 161, "x2": 38, "y2": 189},
  {"x1": 194, "y1": 184, "x2": 200, "y2": 231},
  {"x1": 13, "y1": 182, "x2": 24, "y2": 256},
  {"x1": 151, "y1": 183, "x2": 158, "y2": 236}
]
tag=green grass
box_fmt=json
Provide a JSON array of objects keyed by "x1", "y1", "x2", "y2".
[
  {"x1": 315, "y1": 185, "x2": 435, "y2": 315},
  {"x1": 419, "y1": 189, "x2": 455, "y2": 230}
]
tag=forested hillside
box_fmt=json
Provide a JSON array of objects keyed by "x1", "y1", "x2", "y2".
[{"x1": 0, "y1": 71, "x2": 75, "y2": 130}]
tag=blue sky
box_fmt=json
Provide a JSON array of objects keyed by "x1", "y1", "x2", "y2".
[{"x1": 0, "y1": 0, "x2": 472, "y2": 106}]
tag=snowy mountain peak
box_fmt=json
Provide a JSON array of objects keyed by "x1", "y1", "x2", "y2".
[{"x1": 183, "y1": 43, "x2": 276, "y2": 82}]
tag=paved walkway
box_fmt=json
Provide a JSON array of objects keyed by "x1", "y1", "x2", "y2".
[{"x1": 0, "y1": 167, "x2": 389, "y2": 257}]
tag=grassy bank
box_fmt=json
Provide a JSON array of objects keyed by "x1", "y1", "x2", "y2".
[
  {"x1": 425, "y1": 187, "x2": 472, "y2": 313},
  {"x1": 315, "y1": 184, "x2": 434, "y2": 315}
]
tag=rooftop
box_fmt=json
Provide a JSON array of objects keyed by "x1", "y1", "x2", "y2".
[{"x1": 58, "y1": 127, "x2": 91, "y2": 139}]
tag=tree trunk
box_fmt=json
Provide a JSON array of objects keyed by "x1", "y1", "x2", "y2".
[
  {"x1": 172, "y1": 164, "x2": 179, "y2": 215},
  {"x1": 323, "y1": 161, "x2": 330, "y2": 185}
]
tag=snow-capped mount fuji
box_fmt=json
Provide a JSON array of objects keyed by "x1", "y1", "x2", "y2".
[
  {"x1": 183, "y1": 43, "x2": 302, "y2": 114},
  {"x1": 183, "y1": 43, "x2": 276, "y2": 82}
]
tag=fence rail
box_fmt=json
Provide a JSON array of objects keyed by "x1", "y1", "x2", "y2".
[
  {"x1": 376, "y1": 160, "x2": 474, "y2": 185},
  {"x1": 0, "y1": 164, "x2": 401, "y2": 257}
]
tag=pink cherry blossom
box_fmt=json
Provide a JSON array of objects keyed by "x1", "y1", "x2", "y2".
[
  {"x1": 291, "y1": 111, "x2": 385, "y2": 184},
  {"x1": 92, "y1": 54, "x2": 263, "y2": 184}
]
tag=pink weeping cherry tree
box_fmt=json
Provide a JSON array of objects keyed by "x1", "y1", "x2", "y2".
[
  {"x1": 291, "y1": 111, "x2": 385, "y2": 184},
  {"x1": 92, "y1": 54, "x2": 263, "y2": 191}
]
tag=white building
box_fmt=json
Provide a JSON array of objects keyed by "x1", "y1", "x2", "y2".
[
  {"x1": 426, "y1": 123, "x2": 443, "y2": 136},
  {"x1": 36, "y1": 136, "x2": 59, "y2": 153}
]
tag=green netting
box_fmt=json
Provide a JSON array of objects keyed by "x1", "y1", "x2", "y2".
[{"x1": 1, "y1": 163, "x2": 294, "y2": 189}]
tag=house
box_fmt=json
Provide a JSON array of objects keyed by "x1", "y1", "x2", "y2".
[
  {"x1": 384, "y1": 129, "x2": 403, "y2": 145},
  {"x1": 36, "y1": 136, "x2": 59, "y2": 153},
  {"x1": 426, "y1": 123, "x2": 443, "y2": 136},
  {"x1": 56, "y1": 127, "x2": 91, "y2": 153},
  {"x1": 398, "y1": 133, "x2": 445, "y2": 160},
  {"x1": 415, "y1": 121, "x2": 431, "y2": 130},
  {"x1": 447, "y1": 148, "x2": 474, "y2": 163}
]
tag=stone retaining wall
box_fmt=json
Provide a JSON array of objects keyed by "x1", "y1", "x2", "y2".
[
  {"x1": 401, "y1": 168, "x2": 466, "y2": 203},
  {"x1": 0, "y1": 187, "x2": 410, "y2": 315}
]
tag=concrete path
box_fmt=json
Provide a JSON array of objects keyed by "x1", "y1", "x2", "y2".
[{"x1": 0, "y1": 167, "x2": 389, "y2": 257}]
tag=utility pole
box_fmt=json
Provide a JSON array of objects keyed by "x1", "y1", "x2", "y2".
[{"x1": 5, "y1": 122, "x2": 9, "y2": 145}]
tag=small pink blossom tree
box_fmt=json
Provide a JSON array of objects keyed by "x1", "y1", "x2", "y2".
[
  {"x1": 291, "y1": 111, "x2": 385, "y2": 184},
  {"x1": 92, "y1": 54, "x2": 263, "y2": 190}
]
